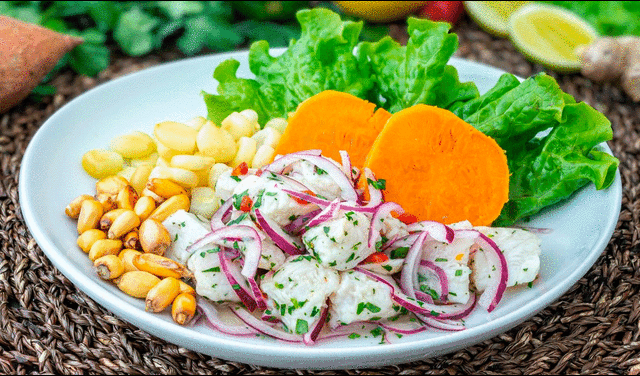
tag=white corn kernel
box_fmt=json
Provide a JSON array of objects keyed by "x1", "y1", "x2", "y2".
[
  {"x1": 264, "y1": 117, "x2": 288, "y2": 134},
  {"x1": 231, "y1": 137, "x2": 257, "y2": 168},
  {"x1": 130, "y1": 164, "x2": 153, "y2": 196},
  {"x1": 109, "y1": 131, "x2": 156, "y2": 159},
  {"x1": 154, "y1": 121, "x2": 198, "y2": 154},
  {"x1": 130, "y1": 152, "x2": 159, "y2": 167},
  {"x1": 185, "y1": 116, "x2": 207, "y2": 131},
  {"x1": 207, "y1": 163, "x2": 232, "y2": 189},
  {"x1": 156, "y1": 141, "x2": 181, "y2": 161},
  {"x1": 196, "y1": 122, "x2": 237, "y2": 163},
  {"x1": 170, "y1": 155, "x2": 215, "y2": 171},
  {"x1": 149, "y1": 166, "x2": 198, "y2": 188},
  {"x1": 189, "y1": 187, "x2": 219, "y2": 219},
  {"x1": 221, "y1": 112, "x2": 255, "y2": 140},
  {"x1": 117, "y1": 166, "x2": 137, "y2": 182},
  {"x1": 239, "y1": 109, "x2": 259, "y2": 124},
  {"x1": 251, "y1": 127, "x2": 281, "y2": 149},
  {"x1": 82, "y1": 149, "x2": 124, "y2": 179},
  {"x1": 251, "y1": 145, "x2": 275, "y2": 169}
]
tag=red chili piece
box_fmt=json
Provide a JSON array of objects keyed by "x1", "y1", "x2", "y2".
[
  {"x1": 363, "y1": 252, "x2": 389, "y2": 264},
  {"x1": 398, "y1": 213, "x2": 418, "y2": 225},
  {"x1": 232, "y1": 162, "x2": 249, "y2": 176},
  {"x1": 290, "y1": 190, "x2": 316, "y2": 205},
  {"x1": 240, "y1": 195, "x2": 253, "y2": 212}
]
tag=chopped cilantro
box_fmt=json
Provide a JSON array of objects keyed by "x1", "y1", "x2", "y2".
[
  {"x1": 367, "y1": 178, "x2": 386, "y2": 190},
  {"x1": 348, "y1": 333, "x2": 361, "y2": 339},
  {"x1": 227, "y1": 212, "x2": 248, "y2": 226},
  {"x1": 311, "y1": 306, "x2": 320, "y2": 317},
  {"x1": 253, "y1": 189, "x2": 265, "y2": 209},
  {"x1": 346, "y1": 253, "x2": 355, "y2": 263},
  {"x1": 232, "y1": 284, "x2": 241, "y2": 290},
  {"x1": 230, "y1": 176, "x2": 242, "y2": 182},
  {"x1": 390, "y1": 246, "x2": 409, "y2": 259},
  {"x1": 202, "y1": 267, "x2": 220, "y2": 273},
  {"x1": 382, "y1": 264, "x2": 392, "y2": 272},
  {"x1": 232, "y1": 189, "x2": 249, "y2": 210},
  {"x1": 274, "y1": 282, "x2": 284, "y2": 289},
  {"x1": 455, "y1": 269, "x2": 463, "y2": 277},
  {"x1": 435, "y1": 258, "x2": 448, "y2": 262}
]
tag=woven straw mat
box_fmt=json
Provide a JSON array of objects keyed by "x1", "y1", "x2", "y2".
[{"x1": 1, "y1": 16, "x2": 639, "y2": 375}]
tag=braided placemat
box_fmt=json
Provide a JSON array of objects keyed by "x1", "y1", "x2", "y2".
[{"x1": 1, "y1": 15, "x2": 639, "y2": 374}]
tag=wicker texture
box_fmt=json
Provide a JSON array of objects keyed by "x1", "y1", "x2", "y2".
[{"x1": 1, "y1": 16, "x2": 639, "y2": 374}]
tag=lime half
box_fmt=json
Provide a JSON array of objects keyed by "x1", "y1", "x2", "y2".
[
  {"x1": 508, "y1": 3, "x2": 598, "y2": 73},
  {"x1": 464, "y1": 1, "x2": 529, "y2": 37}
]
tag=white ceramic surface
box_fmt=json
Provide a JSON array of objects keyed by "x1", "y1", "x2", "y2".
[{"x1": 19, "y1": 49, "x2": 622, "y2": 370}]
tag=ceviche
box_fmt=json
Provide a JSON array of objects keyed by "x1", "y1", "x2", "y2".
[{"x1": 161, "y1": 149, "x2": 540, "y2": 344}]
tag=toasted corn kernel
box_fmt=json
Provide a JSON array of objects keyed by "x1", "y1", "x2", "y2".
[
  {"x1": 108, "y1": 210, "x2": 140, "y2": 239},
  {"x1": 130, "y1": 164, "x2": 154, "y2": 195},
  {"x1": 132, "y1": 253, "x2": 192, "y2": 279},
  {"x1": 146, "y1": 178, "x2": 187, "y2": 199},
  {"x1": 118, "y1": 249, "x2": 142, "y2": 272},
  {"x1": 88, "y1": 239, "x2": 122, "y2": 261},
  {"x1": 114, "y1": 271, "x2": 160, "y2": 298},
  {"x1": 99, "y1": 208, "x2": 127, "y2": 231},
  {"x1": 142, "y1": 188, "x2": 166, "y2": 205},
  {"x1": 94, "y1": 255, "x2": 125, "y2": 280},
  {"x1": 134, "y1": 196, "x2": 156, "y2": 221},
  {"x1": 139, "y1": 219, "x2": 171, "y2": 255},
  {"x1": 178, "y1": 280, "x2": 195, "y2": 295},
  {"x1": 148, "y1": 194, "x2": 190, "y2": 223},
  {"x1": 145, "y1": 277, "x2": 180, "y2": 312},
  {"x1": 96, "y1": 193, "x2": 118, "y2": 212},
  {"x1": 116, "y1": 185, "x2": 139, "y2": 210},
  {"x1": 172, "y1": 293, "x2": 196, "y2": 325},
  {"x1": 77, "y1": 200, "x2": 104, "y2": 234},
  {"x1": 123, "y1": 231, "x2": 141, "y2": 250},
  {"x1": 65, "y1": 194, "x2": 94, "y2": 219},
  {"x1": 96, "y1": 175, "x2": 129, "y2": 196},
  {"x1": 117, "y1": 166, "x2": 137, "y2": 182},
  {"x1": 77, "y1": 229, "x2": 107, "y2": 253}
]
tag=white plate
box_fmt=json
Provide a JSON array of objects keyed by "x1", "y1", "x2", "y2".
[{"x1": 19, "y1": 49, "x2": 621, "y2": 370}]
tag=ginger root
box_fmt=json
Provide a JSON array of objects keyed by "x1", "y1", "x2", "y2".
[{"x1": 577, "y1": 36, "x2": 640, "y2": 101}]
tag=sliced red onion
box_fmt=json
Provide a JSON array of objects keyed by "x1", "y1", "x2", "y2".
[
  {"x1": 283, "y1": 209, "x2": 321, "y2": 235},
  {"x1": 374, "y1": 321, "x2": 428, "y2": 335},
  {"x1": 232, "y1": 307, "x2": 303, "y2": 343},
  {"x1": 399, "y1": 231, "x2": 429, "y2": 303},
  {"x1": 361, "y1": 168, "x2": 383, "y2": 208},
  {"x1": 456, "y1": 229, "x2": 508, "y2": 312},
  {"x1": 187, "y1": 225, "x2": 260, "y2": 258},
  {"x1": 419, "y1": 260, "x2": 449, "y2": 302},
  {"x1": 218, "y1": 250, "x2": 257, "y2": 312},
  {"x1": 414, "y1": 290, "x2": 435, "y2": 304},
  {"x1": 303, "y1": 199, "x2": 341, "y2": 229},
  {"x1": 254, "y1": 208, "x2": 304, "y2": 255},
  {"x1": 414, "y1": 314, "x2": 466, "y2": 332},
  {"x1": 210, "y1": 199, "x2": 233, "y2": 231},
  {"x1": 282, "y1": 189, "x2": 377, "y2": 213},
  {"x1": 197, "y1": 300, "x2": 256, "y2": 336},
  {"x1": 247, "y1": 278, "x2": 267, "y2": 311},
  {"x1": 271, "y1": 173, "x2": 312, "y2": 192},
  {"x1": 368, "y1": 202, "x2": 404, "y2": 249},
  {"x1": 265, "y1": 154, "x2": 358, "y2": 202},
  {"x1": 303, "y1": 300, "x2": 330, "y2": 346},
  {"x1": 513, "y1": 225, "x2": 553, "y2": 234},
  {"x1": 407, "y1": 221, "x2": 455, "y2": 243},
  {"x1": 339, "y1": 150, "x2": 352, "y2": 181},
  {"x1": 356, "y1": 266, "x2": 469, "y2": 324}
]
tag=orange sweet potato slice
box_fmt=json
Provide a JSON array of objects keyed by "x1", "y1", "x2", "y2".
[
  {"x1": 274, "y1": 90, "x2": 391, "y2": 168},
  {"x1": 0, "y1": 16, "x2": 83, "y2": 113},
  {"x1": 362, "y1": 104, "x2": 509, "y2": 226}
]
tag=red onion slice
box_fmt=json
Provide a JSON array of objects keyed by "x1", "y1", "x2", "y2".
[
  {"x1": 368, "y1": 202, "x2": 404, "y2": 249},
  {"x1": 419, "y1": 260, "x2": 449, "y2": 302},
  {"x1": 197, "y1": 300, "x2": 256, "y2": 336},
  {"x1": 361, "y1": 168, "x2": 383, "y2": 208},
  {"x1": 283, "y1": 209, "x2": 322, "y2": 235},
  {"x1": 265, "y1": 154, "x2": 358, "y2": 202},
  {"x1": 232, "y1": 307, "x2": 303, "y2": 343},
  {"x1": 282, "y1": 189, "x2": 377, "y2": 213},
  {"x1": 339, "y1": 150, "x2": 352, "y2": 181},
  {"x1": 456, "y1": 229, "x2": 508, "y2": 312},
  {"x1": 407, "y1": 221, "x2": 456, "y2": 243},
  {"x1": 218, "y1": 250, "x2": 257, "y2": 311},
  {"x1": 210, "y1": 199, "x2": 233, "y2": 231},
  {"x1": 254, "y1": 208, "x2": 305, "y2": 255},
  {"x1": 399, "y1": 231, "x2": 429, "y2": 303},
  {"x1": 302, "y1": 300, "x2": 330, "y2": 346},
  {"x1": 303, "y1": 199, "x2": 341, "y2": 229},
  {"x1": 374, "y1": 321, "x2": 428, "y2": 335}
]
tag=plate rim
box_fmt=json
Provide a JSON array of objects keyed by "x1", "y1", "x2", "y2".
[{"x1": 18, "y1": 49, "x2": 623, "y2": 369}]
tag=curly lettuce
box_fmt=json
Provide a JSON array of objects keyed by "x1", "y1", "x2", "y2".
[{"x1": 202, "y1": 8, "x2": 371, "y2": 125}]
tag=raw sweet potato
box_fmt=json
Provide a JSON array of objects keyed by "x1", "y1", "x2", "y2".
[
  {"x1": 362, "y1": 104, "x2": 509, "y2": 226},
  {"x1": 0, "y1": 16, "x2": 83, "y2": 113},
  {"x1": 273, "y1": 90, "x2": 391, "y2": 168}
]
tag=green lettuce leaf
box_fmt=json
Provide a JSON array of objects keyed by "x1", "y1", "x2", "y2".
[
  {"x1": 454, "y1": 72, "x2": 618, "y2": 225},
  {"x1": 357, "y1": 18, "x2": 478, "y2": 112},
  {"x1": 202, "y1": 8, "x2": 371, "y2": 125}
]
